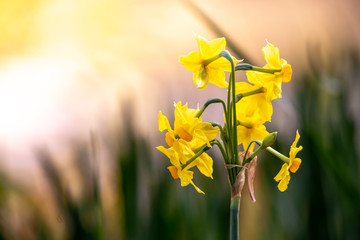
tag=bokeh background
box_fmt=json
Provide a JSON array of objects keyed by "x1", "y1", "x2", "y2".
[{"x1": 0, "y1": 0, "x2": 359, "y2": 239}]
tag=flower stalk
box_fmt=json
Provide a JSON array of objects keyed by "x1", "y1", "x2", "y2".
[
  {"x1": 196, "y1": 98, "x2": 227, "y2": 118},
  {"x1": 230, "y1": 196, "x2": 241, "y2": 240}
]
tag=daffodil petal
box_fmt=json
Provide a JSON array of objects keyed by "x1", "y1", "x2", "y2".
[
  {"x1": 196, "y1": 34, "x2": 225, "y2": 59},
  {"x1": 157, "y1": 146, "x2": 180, "y2": 168},
  {"x1": 263, "y1": 42, "x2": 280, "y2": 68},
  {"x1": 291, "y1": 130, "x2": 301, "y2": 148},
  {"x1": 235, "y1": 82, "x2": 257, "y2": 94},
  {"x1": 179, "y1": 51, "x2": 203, "y2": 71},
  {"x1": 274, "y1": 163, "x2": 289, "y2": 182},
  {"x1": 206, "y1": 68, "x2": 228, "y2": 88},
  {"x1": 158, "y1": 111, "x2": 171, "y2": 132},
  {"x1": 277, "y1": 174, "x2": 290, "y2": 192},
  {"x1": 197, "y1": 122, "x2": 220, "y2": 141},
  {"x1": 209, "y1": 57, "x2": 233, "y2": 71},
  {"x1": 190, "y1": 182, "x2": 205, "y2": 194},
  {"x1": 196, "y1": 152, "x2": 213, "y2": 178},
  {"x1": 246, "y1": 71, "x2": 264, "y2": 87},
  {"x1": 178, "y1": 169, "x2": 194, "y2": 187}
]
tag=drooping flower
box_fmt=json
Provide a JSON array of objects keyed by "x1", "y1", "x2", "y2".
[
  {"x1": 246, "y1": 42, "x2": 292, "y2": 101},
  {"x1": 236, "y1": 97, "x2": 269, "y2": 151},
  {"x1": 274, "y1": 130, "x2": 303, "y2": 192},
  {"x1": 179, "y1": 34, "x2": 240, "y2": 89}
]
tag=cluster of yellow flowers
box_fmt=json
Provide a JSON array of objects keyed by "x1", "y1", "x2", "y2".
[
  {"x1": 157, "y1": 34, "x2": 302, "y2": 194},
  {"x1": 157, "y1": 102, "x2": 219, "y2": 194}
]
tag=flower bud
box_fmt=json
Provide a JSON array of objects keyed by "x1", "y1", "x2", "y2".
[{"x1": 262, "y1": 132, "x2": 277, "y2": 147}]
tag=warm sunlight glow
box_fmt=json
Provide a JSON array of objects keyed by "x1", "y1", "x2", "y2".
[{"x1": 0, "y1": 59, "x2": 68, "y2": 141}]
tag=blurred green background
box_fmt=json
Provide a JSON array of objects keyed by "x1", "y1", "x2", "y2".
[{"x1": 0, "y1": 0, "x2": 359, "y2": 239}]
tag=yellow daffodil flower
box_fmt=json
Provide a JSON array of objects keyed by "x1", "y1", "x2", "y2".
[
  {"x1": 235, "y1": 82, "x2": 273, "y2": 122},
  {"x1": 157, "y1": 140, "x2": 214, "y2": 193},
  {"x1": 246, "y1": 42, "x2": 292, "y2": 101},
  {"x1": 274, "y1": 130, "x2": 303, "y2": 192},
  {"x1": 157, "y1": 102, "x2": 218, "y2": 193},
  {"x1": 157, "y1": 145, "x2": 205, "y2": 194},
  {"x1": 158, "y1": 102, "x2": 219, "y2": 149},
  {"x1": 179, "y1": 34, "x2": 240, "y2": 89},
  {"x1": 236, "y1": 98, "x2": 269, "y2": 151}
]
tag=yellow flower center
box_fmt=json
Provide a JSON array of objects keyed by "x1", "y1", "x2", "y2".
[{"x1": 165, "y1": 127, "x2": 193, "y2": 147}]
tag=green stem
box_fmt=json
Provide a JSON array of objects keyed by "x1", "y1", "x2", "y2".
[
  {"x1": 244, "y1": 140, "x2": 290, "y2": 164},
  {"x1": 226, "y1": 78, "x2": 233, "y2": 163},
  {"x1": 253, "y1": 140, "x2": 289, "y2": 163},
  {"x1": 213, "y1": 139, "x2": 228, "y2": 163},
  {"x1": 235, "y1": 63, "x2": 281, "y2": 74},
  {"x1": 235, "y1": 87, "x2": 265, "y2": 103},
  {"x1": 251, "y1": 66, "x2": 281, "y2": 74},
  {"x1": 203, "y1": 54, "x2": 221, "y2": 66},
  {"x1": 265, "y1": 146, "x2": 289, "y2": 164},
  {"x1": 234, "y1": 63, "x2": 252, "y2": 71},
  {"x1": 220, "y1": 50, "x2": 236, "y2": 183},
  {"x1": 242, "y1": 143, "x2": 265, "y2": 166},
  {"x1": 220, "y1": 127, "x2": 236, "y2": 184},
  {"x1": 220, "y1": 50, "x2": 239, "y2": 166},
  {"x1": 196, "y1": 98, "x2": 227, "y2": 118},
  {"x1": 181, "y1": 144, "x2": 210, "y2": 170},
  {"x1": 231, "y1": 69, "x2": 238, "y2": 166},
  {"x1": 230, "y1": 196, "x2": 241, "y2": 240},
  {"x1": 210, "y1": 122, "x2": 223, "y2": 132},
  {"x1": 242, "y1": 140, "x2": 256, "y2": 165}
]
